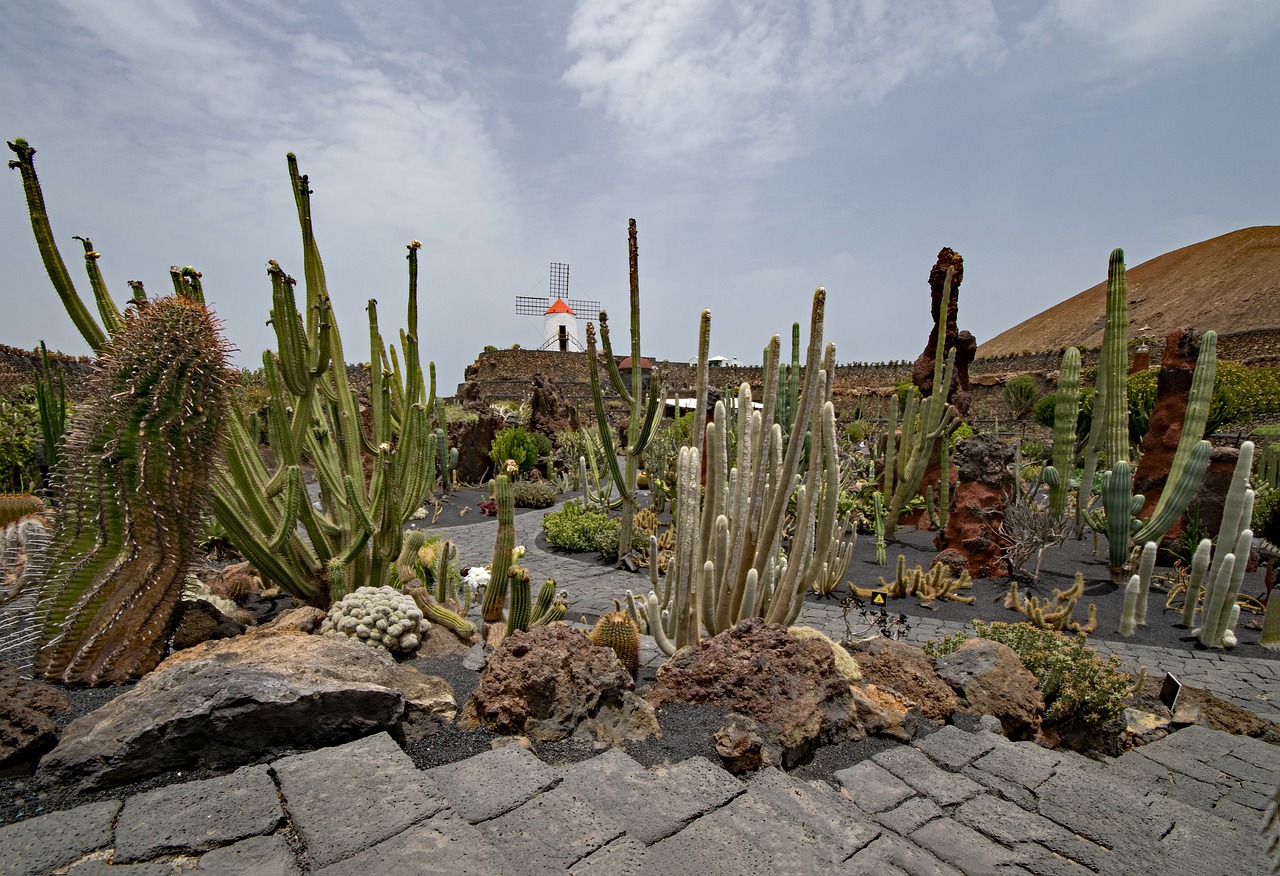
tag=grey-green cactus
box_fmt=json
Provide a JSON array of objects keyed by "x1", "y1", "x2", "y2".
[
  {"x1": 1118, "y1": 541, "x2": 1157, "y2": 635},
  {"x1": 1197, "y1": 442, "x2": 1255, "y2": 648},
  {"x1": 1047, "y1": 346, "x2": 1081, "y2": 518},
  {"x1": 641, "y1": 289, "x2": 844, "y2": 657},
  {"x1": 320, "y1": 585, "x2": 430, "y2": 653},
  {"x1": 479, "y1": 475, "x2": 566, "y2": 644}
]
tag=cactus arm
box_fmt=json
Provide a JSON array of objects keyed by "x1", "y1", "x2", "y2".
[
  {"x1": 882, "y1": 392, "x2": 899, "y2": 496},
  {"x1": 597, "y1": 311, "x2": 634, "y2": 405},
  {"x1": 6, "y1": 139, "x2": 109, "y2": 353},
  {"x1": 1180, "y1": 537, "x2": 1213, "y2": 628},
  {"x1": 1132, "y1": 440, "x2": 1211, "y2": 543},
  {"x1": 74, "y1": 237, "x2": 124, "y2": 336}
]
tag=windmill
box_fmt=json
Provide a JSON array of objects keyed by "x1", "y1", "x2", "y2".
[{"x1": 515, "y1": 263, "x2": 600, "y2": 352}]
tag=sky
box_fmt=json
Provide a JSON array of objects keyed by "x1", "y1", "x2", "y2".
[{"x1": 1, "y1": 0, "x2": 1277, "y2": 396}]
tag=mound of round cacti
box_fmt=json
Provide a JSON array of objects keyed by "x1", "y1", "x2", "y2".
[{"x1": 320, "y1": 586, "x2": 430, "y2": 653}]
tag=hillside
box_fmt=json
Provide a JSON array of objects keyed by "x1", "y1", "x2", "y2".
[{"x1": 978, "y1": 226, "x2": 1280, "y2": 357}]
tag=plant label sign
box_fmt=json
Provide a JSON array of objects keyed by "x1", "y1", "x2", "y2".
[
  {"x1": 870, "y1": 590, "x2": 888, "y2": 607},
  {"x1": 1159, "y1": 673, "x2": 1182, "y2": 711}
]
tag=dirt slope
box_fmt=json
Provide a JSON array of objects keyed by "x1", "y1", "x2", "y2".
[{"x1": 978, "y1": 226, "x2": 1280, "y2": 357}]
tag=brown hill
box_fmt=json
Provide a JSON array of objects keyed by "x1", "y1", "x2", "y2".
[{"x1": 978, "y1": 226, "x2": 1280, "y2": 357}]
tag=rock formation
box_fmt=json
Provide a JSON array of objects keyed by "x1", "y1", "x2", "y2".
[
  {"x1": 933, "y1": 434, "x2": 1014, "y2": 577},
  {"x1": 911, "y1": 247, "x2": 977, "y2": 418}
]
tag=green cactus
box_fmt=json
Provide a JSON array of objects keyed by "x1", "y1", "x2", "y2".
[
  {"x1": 883, "y1": 269, "x2": 960, "y2": 539},
  {"x1": 28, "y1": 292, "x2": 231, "y2": 685},
  {"x1": 34, "y1": 342, "x2": 67, "y2": 482},
  {"x1": 585, "y1": 219, "x2": 665, "y2": 566},
  {"x1": 0, "y1": 494, "x2": 44, "y2": 530},
  {"x1": 207, "y1": 159, "x2": 436, "y2": 608},
  {"x1": 590, "y1": 609, "x2": 640, "y2": 675},
  {"x1": 1179, "y1": 537, "x2": 1213, "y2": 628},
  {"x1": 1048, "y1": 347, "x2": 1081, "y2": 518},
  {"x1": 1118, "y1": 541, "x2": 1157, "y2": 635},
  {"x1": 479, "y1": 474, "x2": 566, "y2": 642}
]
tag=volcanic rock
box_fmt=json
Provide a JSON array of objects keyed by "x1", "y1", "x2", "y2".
[
  {"x1": 933, "y1": 434, "x2": 1014, "y2": 577},
  {"x1": 844, "y1": 637, "x2": 962, "y2": 723},
  {"x1": 646, "y1": 618, "x2": 867, "y2": 770},
  {"x1": 933, "y1": 638, "x2": 1044, "y2": 740},
  {"x1": 458, "y1": 623, "x2": 657, "y2": 744},
  {"x1": 0, "y1": 663, "x2": 68, "y2": 776},
  {"x1": 37, "y1": 629, "x2": 455, "y2": 791}
]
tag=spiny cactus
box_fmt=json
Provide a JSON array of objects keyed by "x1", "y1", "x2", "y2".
[
  {"x1": 857, "y1": 555, "x2": 975, "y2": 605},
  {"x1": 1196, "y1": 442, "x2": 1255, "y2": 648},
  {"x1": 480, "y1": 475, "x2": 566, "y2": 644},
  {"x1": 1005, "y1": 572, "x2": 1097, "y2": 634},
  {"x1": 0, "y1": 494, "x2": 43, "y2": 530},
  {"x1": 640, "y1": 289, "x2": 846, "y2": 657},
  {"x1": 589, "y1": 610, "x2": 640, "y2": 675},
  {"x1": 320, "y1": 585, "x2": 430, "y2": 653},
  {"x1": 1118, "y1": 542, "x2": 1157, "y2": 636},
  {"x1": 27, "y1": 293, "x2": 231, "y2": 685},
  {"x1": 584, "y1": 219, "x2": 665, "y2": 566},
  {"x1": 1046, "y1": 346, "x2": 1081, "y2": 519}
]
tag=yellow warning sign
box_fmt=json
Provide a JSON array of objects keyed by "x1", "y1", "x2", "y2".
[{"x1": 870, "y1": 591, "x2": 888, "y2": 606}]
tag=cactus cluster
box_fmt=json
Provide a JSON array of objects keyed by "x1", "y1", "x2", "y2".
[
  {"x1": 320, "y1": 585, "x2": 430, "y2": 653},
  {"x1": 1193, "y1": 442, "x2": 1255, "y2": 648},
  {"x1": 1005, "y1": 572, "x2": 1097, "y2": 634},
  {"x1": 858, "y1": 555, "x2": 974, "y2": 606},
  {"x1": 480, "y1": 475, "x2": 566, "y2": 645}
]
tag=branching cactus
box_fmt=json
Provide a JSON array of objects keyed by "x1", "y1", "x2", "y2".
[
  {"x1": 479, "y1": 475, "x2": 566, "y2": 645},
  {"x1": 1197, "y1": 442, "x2": 1255, "y2": 648},
  {"x1": 883, "y1": 269, "x2": 960, "y2": 538},
  {"x1": 641, "y1": 289, "x2": 844, "y2": 657},
  {"x1": 29, "y1": 293, "x2": 231, "y2": 685},
  {"x1": 585, "y1": 219, "x2": 665, "y2": 566},
  {"x1": 208, "y1": 158, "x2": 436, "y2": 607}
]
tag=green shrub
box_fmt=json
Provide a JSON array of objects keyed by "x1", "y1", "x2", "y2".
[
  {"x1": 592, "y1": 517, "x2": 648, "y2": 562},
  {"x1": 542, "y1": 500, "x2": 616, "y2": 552},
  {"x1": 924, "y1": 622, "x2": 1130, "y2": 730},
  {"x1": 490, "y1": 426, "x2": 541, "y2": 473},
  {"x1": 1003, "y1": 374, "x2": 1041, "y2": 420},
  {"x1": 1033, "y1": 393, "x2": 1057, "y2": 429},
  {"x1": 531, "y1": 431, "x2": 553, "y2": 459},
  {"x1": 512, "y1": 479, "x2": 557, "y2": 509},
  {"x1": 843, "y1": 419, "x2": 870, "y2": 444},
  {"x1": 0, "y1": 390, "x2": 41, "y2": 491}
]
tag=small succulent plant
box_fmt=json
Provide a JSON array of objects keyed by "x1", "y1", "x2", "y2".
[{"x1": 320, "y1": 585, "x2": 430, "y2": 653}]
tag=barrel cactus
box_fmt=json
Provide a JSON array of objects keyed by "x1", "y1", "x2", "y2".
[{"x1": 320, "y1": 585, "x2": 431, "y2": 653}]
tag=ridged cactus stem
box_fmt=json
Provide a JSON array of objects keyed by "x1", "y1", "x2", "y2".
[
  {"x1": 1049, "y1": 347, "x2": 1081, "y2": 518},
  {"x1": 1100, "y1": 248, "x2": 1131, "y2": 471},
  {"x1": 1119, "y1": 576, "x2": 1141, "y2": 636},
  {"x1": 1199, "y1": 442, "x2": 1255, "y2": 647},
  {"x1": 1100, "y1": 461, "x2": 1145, "y2": 580},
  {"x1": 1135, "y1": 541, "x2": 1157, "y2": 626},
  {"x1": 1180, "y1": 537, "x2": 1213, "y2": 628},
  {"x1": 30, "y1": 294, "x2": 231, "y2": 685},
  {"x1": 507, "y1": 567, "x2": 532, "y2": 632},
  {"x1": 482, "y1": 475, "x2": 516, "y2": 624}
]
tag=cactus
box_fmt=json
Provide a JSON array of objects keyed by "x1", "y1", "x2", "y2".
[
  {"x1": 435, "y1": 427, "x2": 457, "y2": 496},
  {"x1": 590, "y1": 610, "x2": 640, "y2": 675},
  {"x1": 1197, "y1": 442, "x2": 1255, "y2": 648},
  {"x1": 207, "y1": 158, "x2": 435, "y2": 607},
  {"x1": 641, "y1": 289, "x2": 843, "y2": 656},
  {"x1": 24, "y1": 292, "x2": 231, "y2": 685},
  {"x1": 320, "y1": 585, "x2": 430, "y2": 653},
  {"x1": 34, "y1": 342, "x2": 67, "y2": 482},
  {"x1": 1005, "y1": 572, "x2": 1096, "y2": 634},
  {"x1": 883, "y1": 269, "x2": 960, "y2": 539},
  {"x1": 584, "y1": 219, "x2": 665, "y2": 566},
  {"x1": 1118, "y1": 542, "x2": 1157, "y2": 635},
  {"x1": 1178, "y1": 537, "x2": 1213, "y2": 628},
  {"x1": 0, "y1": 494, "x2": 43, "y2": 530},
  {"x1": 1048, "y1": 347, "x2": 1081, "y2": 518},
  {"x1": 479, "y1": 475, "x2": 566, "y2": 643},
  {"x1": 857, "y1": 555, "x2": 975, "y2": 605}
]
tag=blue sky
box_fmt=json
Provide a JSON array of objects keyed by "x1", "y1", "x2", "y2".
[{"x1": 2, "y1": 0, "x2": 1277, "y2": 394}]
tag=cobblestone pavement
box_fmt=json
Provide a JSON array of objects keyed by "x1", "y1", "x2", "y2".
[{"x1": 5, "y1": 502, "x2": 1277, "y2": 874}]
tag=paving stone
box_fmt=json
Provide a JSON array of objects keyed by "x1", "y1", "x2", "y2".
[
  {"x1": 1223, "y1": 783, "x2": 1274, "y2": 811},
  {"x1": 0, "y1": 799, "x2": 121, "y2": 876},
  {"x1": 425, "y1": 742, "x2": 560, "y2": 824},
  {"x1": 909, "y1": 818, "x2": 1023, "y2": 876},
  {"x1": 1212, "y1": 752, "x2": 1280, "y2": 786},
  {"x1": 835, "y1": 759, "x2": 917, "y2": 813},
  {"x1": 1123, "y1": 743, "x2": 1229, "y2": 786},
  {"x1": 480, "y1": 784, "x2": 627, "y2": 874},
  {"x1": 746, "y1": 769, "x2": 880, "y2": 860},
  {"x1": 196, "y1": 834, "x2": 302, "y2": 875},
  {"x1": 1034, "y1": 766, "x2": 1177, "y2": 853},
  {"x1": 952, "y1": 794, "x2": 1111, "y2": 873},
  {"x1": 1147, "y1": 801, "x2": 1273, "y2": 876},
  {"x1": 968, "y1": 743, "x2": 1063, "y2": 792},
  {"x1": 568, "y1": 834, "x2": 650, "y2": 875},
  {"x1": 1142, "y1": 724, "x2": 1240, "y2": 763},
  {"x1": 876, "y1": 796, "x2": 944, "y2": 835},
  {"x1": 1006, "y1": 844, "x2": 1096, "y2": 876},
  {"x1": 558, "y1": 750, "x2": 740, "y2": 845},
  {"x1": 313, "y1": 809, "x2": 509, "y2": 875},
  {"x1": 1211, "y1": 796, "x2": 1267, "y2": 827},
  {"x1": 113, "y1": 764, "x2": 282, "y2": 861},
  {"x1": 873, "y1": 746, "x2": 984, "y2": 806},
  {"x1": 65, "y1": 861, "x2": 173, "y2": 875},
  {"x1": 272, "y1": 732, "x2": 447, "y2": 867},
  {"x1": 911, "y1": 726, "x2": 1002, "y2": 772},
  {"x1": 841, "y1": 832, "x2": 965, "y2": 876}
]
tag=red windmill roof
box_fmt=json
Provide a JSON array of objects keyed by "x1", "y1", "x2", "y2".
[{"x1": 545, "y1": 297, "x2": 575, "y2": 315}]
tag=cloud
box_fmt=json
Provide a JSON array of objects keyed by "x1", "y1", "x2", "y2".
[{"x1": 562, "y1": 0, "x2": 1005, "y2": 162}]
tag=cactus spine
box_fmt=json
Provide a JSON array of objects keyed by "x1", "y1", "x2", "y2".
[
  {"x1": 30, "y1": 293, "x2": 231, "y2": 684},
  {"x1": 585, "y1": 219, "x2": 665, "y2": 566}
]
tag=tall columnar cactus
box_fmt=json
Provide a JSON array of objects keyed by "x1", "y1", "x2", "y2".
[
  {"x1": 585, "y1": 219, "x2": 665, "y2": 566},
  {"x1": 479, "y1": 474, "x2": 565, "y2": 645},
  {"x1": 640, "y1": 289, "x2": 843, "y2": 657},
  {"x1": 1196, "y1": 442, "x2": 1255, "y2": 648},
  {"x1": 1046, "y1": 346, "x2": 1081, "y2": 518},
  {"x1": 776, "y1": 321, "x2": 801, "y2": 448},
  {"x1": 883, "y1": 269, "x2": 960, "y2": 538},
  {"x1": 208, "y1": 158, "x2": 435, "y2": 607},
  {"x1": 28, "y1": 293, "x2": 231, "y2": 685},
  {"x1": 1077, "y1": 249, "x2": 1216, "y2": 579}
]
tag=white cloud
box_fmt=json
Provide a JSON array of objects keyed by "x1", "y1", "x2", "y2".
[{"x1": 562, "y1": 0, "x2": 1005, "y2": 162}]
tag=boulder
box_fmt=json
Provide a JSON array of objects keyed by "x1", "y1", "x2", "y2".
[
  {"x1": 0, "y1": 663, "x2": 68, "y2": 776},
  {"x1": 37, "y1": 629, "x2": 455, "y2": 791},
  {"x1": 458, "y1": 624, "x2": 658, "y2": 744},
  {"x1": 527, "y1": 373, "x2": 575, "y2": 442},
  {"x1": 845, "y1": 637, "x2": 962, "y2": 723},
  {"x1": 911, "y1": 247, "x2": 976, "y2": 418},
  {"x1": 450, "y1": 410, "x2": 502, "y2": 485},
  {"x1": 169, "y1": 598, "x2": 246, "y2": 651},
  {"x1": 933, "y1": 638, "x2": 1044, "y2": 740},
  {"x1": 646, "y1": 618, "x2": 868, "y2": 770},
  {"x1": 932, "y1": 434, "x2": 1014, "y2": 578}
]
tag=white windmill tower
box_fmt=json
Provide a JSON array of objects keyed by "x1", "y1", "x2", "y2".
[{"x1": 515, "y1": 262, "x2": 598, "y2": 352}]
